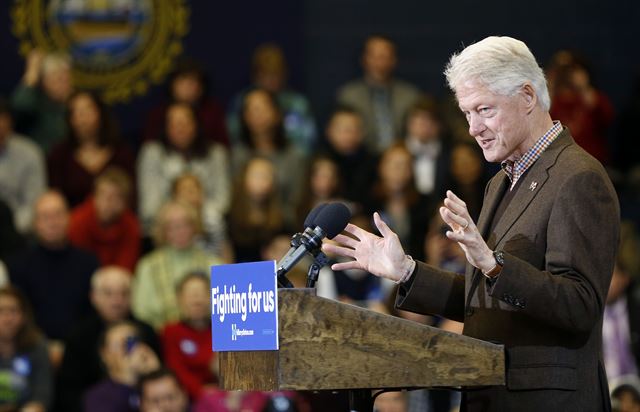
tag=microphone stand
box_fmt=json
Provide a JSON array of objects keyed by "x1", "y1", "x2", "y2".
[
  {"x1": 306, "y1": 251, "x2": 329, "y2": 288},
  {"x1": 277, "y1": 233, "x2": 302, "y2": 288}
]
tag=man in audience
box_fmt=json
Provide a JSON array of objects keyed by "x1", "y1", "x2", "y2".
[
  {"x1": 56, "y1": 266, "x2": 160, "y2": 412},
  {"x1": 0, "y1": 97, "x2": 47, "y2": 234},
  {"x1": 68, "y1": 167, "x2": 141, "y2": 271},
  {"x1": 84, "y1": 321, "x2": 160, "y2": 412},
  {"x1": 337, "y1": 34, "x2": 421, "y2": 152},
  {"x1": 139, "y1": 368, "x2": 189, "y2": 412},
  {"x1": 7, "y1": 190, "x2": 99, "y2": 364},
  {"x1": 11, "y1": 50, "x2": 72, "y2": 153}
]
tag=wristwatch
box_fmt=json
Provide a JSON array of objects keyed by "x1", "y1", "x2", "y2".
[{"x1": 484, "y1": 250, "x2": 504, "y2": 278}]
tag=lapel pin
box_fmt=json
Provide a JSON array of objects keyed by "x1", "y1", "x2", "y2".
[{"x1": 529, "y1": 181, "x2": 538, "y2": 191}]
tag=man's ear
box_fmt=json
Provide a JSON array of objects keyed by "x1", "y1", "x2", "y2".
[{"x1": 521, "y1": 83, "x2": 538, "y2": 114}]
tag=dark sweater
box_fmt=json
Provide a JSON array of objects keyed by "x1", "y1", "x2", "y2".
[
  {"x1": 7, "y1": 243, "x2": 99, "y2": 340},
  {"x1": 56, "y1": 311, "x2": 159, "y2": 412}
]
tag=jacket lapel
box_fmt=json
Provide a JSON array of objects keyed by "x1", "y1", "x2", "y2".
[{"x1": 492, "y1": 129, "x2": 573, "y2": 247}]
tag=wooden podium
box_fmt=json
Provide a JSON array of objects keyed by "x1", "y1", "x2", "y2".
[{"x1": 219, "y1": 289, "x2": 505, "y2": 410}]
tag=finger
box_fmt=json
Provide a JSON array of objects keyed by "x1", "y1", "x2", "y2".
[
  {"x1": 322, "y1": 243, "x2": 356, "y2": 258},
  {"x1": 331, "y1": 260, "x2": 363, "y2": 272},
  {"x1": 440, "y1": 207, "x2": 466, "y2": 229},
  {"x1": 446, "y1": 190, "x2": 467, "y2": 207},
  {"x1": 373, "y1": 212, "x2": 395, "y2": 238},
  {"x1": 445, "y1": 229, "x2": 466, "y2": 243},
  {"x1": 443, "y1": 197, "x2": 468, "y2": 217},
  {"x1": 332, "y1": 233, "x2": 359, "y2": 249},
  {"x1": 342, "y1": 222, "x2": 371, "y2": 241}
]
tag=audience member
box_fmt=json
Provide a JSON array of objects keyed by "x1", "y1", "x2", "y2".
[
  {"x1": 0, "y1": 286, "x2": 52, "y2": 412},
  {"x1": 48, "y1": 91, "x2": 136, "y2": 208},
  {"x1": 231, "y1": 88, "x2": 305, "y2": 210},
  {"x1": 132, "y1": 201, "x2": 220, "y2": 330},
  {"x1": 447, "y1": 141, "x2": 488, "y2": 222},
  {"x1": 548, "y1": 51, "x2": 614, "y2": 165},
  {"x1": 228, "y1": 43, "x2": 317, "y2": 154},
  {"x1": 603, "y1": 221, "x2": 640, "y2": 381},
  {"x1": 0, "y1": 98, "x2": 47, "y2": 234},
  {"x1": 68, "y1": 167, "x2": 141, "y2": 271},
  {"x1": 321, "y1": 106, "x2": 378, "y2": 210},
  {"x1": 11, "y1": 50, "x2": 72, "y2": 153},
  {"x1": 56, "y1": 266, "x2": 159, "y2": 412},
  {"x1": 295, "y1": 155, "x2": 344, "y2": 229},
  {"x1": 83, "y1": 321, "x2": 160, "y2": 412},
  {"x1": 368, "y1": 143, "x2": 429, "y2": 260},
  {"x1": 139, "y1": 368, "x2": 190, "y2": 412},
  {"x1": 373, "y1": 391, "x2": 408, "y2": 412},
  {"x1": 337, "y1": 35, "x2": 421, "y2": 152},
  {"x1": 403, "y1": 97, "x2": 452, "y2": 200},
  {"x1": 611, "y1": 375, "x2": 640, "y2": 412},
  {"x1": 322, "y1": 213, "x2": 384, "y2": 309},
  {"x1": 6, "y1": 191, "x2": 99, "y2": 357},
  {"x1": 144, "y1": 58, "x2": 229, "y2": 147},
  {"x1": 172, "y1": 173, "x2": 233, "y2": 263},
  {"x1": 0, "y1": 199, "x2": 25, "y2": 262},
  {"x1": 228, "y1": 157, "x2": 286, "y2": 263},
  {"x1": 161, "y1": 273, "x2": 217, "y2": 401},
  {"x1": 138, "y1": 102, "x2": 230, "y2": 234}
]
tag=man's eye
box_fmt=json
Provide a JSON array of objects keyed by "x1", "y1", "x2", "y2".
[{"x1": 478, "y1": 107, "x2": 491, "y2": 115}]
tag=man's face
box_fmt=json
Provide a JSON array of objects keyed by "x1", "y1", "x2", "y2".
[
  {"x1": 91, "y1": 270, "x2": 131, "y2": 323},
  {"x1": 34, "y1": 193, "x2": 69, "y2": 248},
  {"x1": 362, "y1": 38, "x2": 397, "y2": 83},
  {"x1": 456, "y1": 81, "x2": 531, "y2": 163},
  {"x1": 140, "y1": 376, "x2": 188, "y2": 412}
]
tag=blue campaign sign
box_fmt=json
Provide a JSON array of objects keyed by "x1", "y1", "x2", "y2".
[{"x1": 211, "y1": 261, "x2": 278, "y2": 351}]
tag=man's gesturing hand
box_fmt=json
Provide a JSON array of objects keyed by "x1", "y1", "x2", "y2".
[
  {"x1": 439, "y1": 190, "x2": 495, "y2": 273},
  {"x1": 321, "y1": 212, "x2": 413, "y2": 282}
]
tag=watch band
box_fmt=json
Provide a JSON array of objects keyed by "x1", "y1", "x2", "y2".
[{"x1": 483, "y1": 251, "x2": 504, "y2": 278}]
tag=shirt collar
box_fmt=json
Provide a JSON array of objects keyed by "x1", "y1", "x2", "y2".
[{"x1": 501, "y1": 121, "x2": 562, "y2": 188}]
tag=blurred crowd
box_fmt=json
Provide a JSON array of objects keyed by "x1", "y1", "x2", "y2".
[{"x1": 0, "y1": 35, "x2": 639, "y2": 412}]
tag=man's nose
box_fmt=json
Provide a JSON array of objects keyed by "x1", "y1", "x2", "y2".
[{"x1": 468, "y1": 113, "x2": 486, "y2": 137}]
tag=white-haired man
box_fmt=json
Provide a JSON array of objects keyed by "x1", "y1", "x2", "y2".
[{"x1": 325, "y1": 36, "x2": 619, "y2": 411}]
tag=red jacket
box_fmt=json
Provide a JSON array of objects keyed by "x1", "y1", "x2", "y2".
[
  {"x1": 161, "y1": 321, "x2": 216, "y2": 400},
  {"x1": 68, "y1": 198, "x2": 141, "y2": 271}
]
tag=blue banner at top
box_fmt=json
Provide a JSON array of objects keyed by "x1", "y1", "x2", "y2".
[{"x1": 211, "y1": 261, "x2": 278, "y2": 351}]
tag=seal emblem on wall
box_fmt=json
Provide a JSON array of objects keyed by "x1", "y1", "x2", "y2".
[{"x1": 12, "y1": 0, "x2": 190, "y2": 103}]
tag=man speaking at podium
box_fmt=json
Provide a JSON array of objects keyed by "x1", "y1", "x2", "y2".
[{"x1": 324, "y1": 36, "x2": 619, "y2": 411}]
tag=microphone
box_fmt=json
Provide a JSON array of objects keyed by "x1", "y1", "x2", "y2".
[{"x1": 276, "y1": 202, "x2": 351, "y2": 287}]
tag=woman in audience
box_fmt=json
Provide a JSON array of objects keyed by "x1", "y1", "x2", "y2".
[
  {"x1": 83, "y1": 321, "x2": 159, "y2": 412},
  {"x1": 447, "y1": 141, "x2": 488, "y2": 222},
  {"x1": 295, "y1": 155, "x2": 343, "y2": 229},
  {"x1": 161, "y1": 272, "x2": 217, "y2": 401},
  {"x1": 132, "y1": 201, "x2": 221, "y2": 330},
  {"x1": 227, "y1": 43, "x2": 317, "y2": 154},
  {"x1": 0, "y1": 286, "x2": 52, "y2": 412},
  {"x1": 232, "y1": 88, "x2": 305, "y2": 213},
  {"x1": 368, "y1": 143, "x2": 430, "y2": 260},
  {"x1": 171, "y1": 173, "x2": 233, "y2": 263},
  {"x1": 48, "y1": 91, "x2": 135, "y2": 208},
  {"x1": 228, "y1": 156, "x2": 286, "y2": 263},
  {"x1": 138, "y1": 102, "x2": 230, "y2": 235},
  {"x1": 143, "y1": 58, "x2": 229, "y2": 147}
]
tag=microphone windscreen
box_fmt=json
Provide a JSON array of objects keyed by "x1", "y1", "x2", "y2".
[
  {"x1": 314, "y1": 202, "x2": 351, "y2": 239},
  {"x1": 303, "y1": 203, "x2": 328, "y2": 229}
]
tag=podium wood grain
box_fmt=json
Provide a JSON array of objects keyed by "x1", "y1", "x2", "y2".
[{"x1": 219, "y1": 289, "x2": 504, "y2": 391}]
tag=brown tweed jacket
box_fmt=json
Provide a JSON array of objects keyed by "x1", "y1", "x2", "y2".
[{"x1": 397, "y1": 128, "x2": 619, "y2": 411}]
